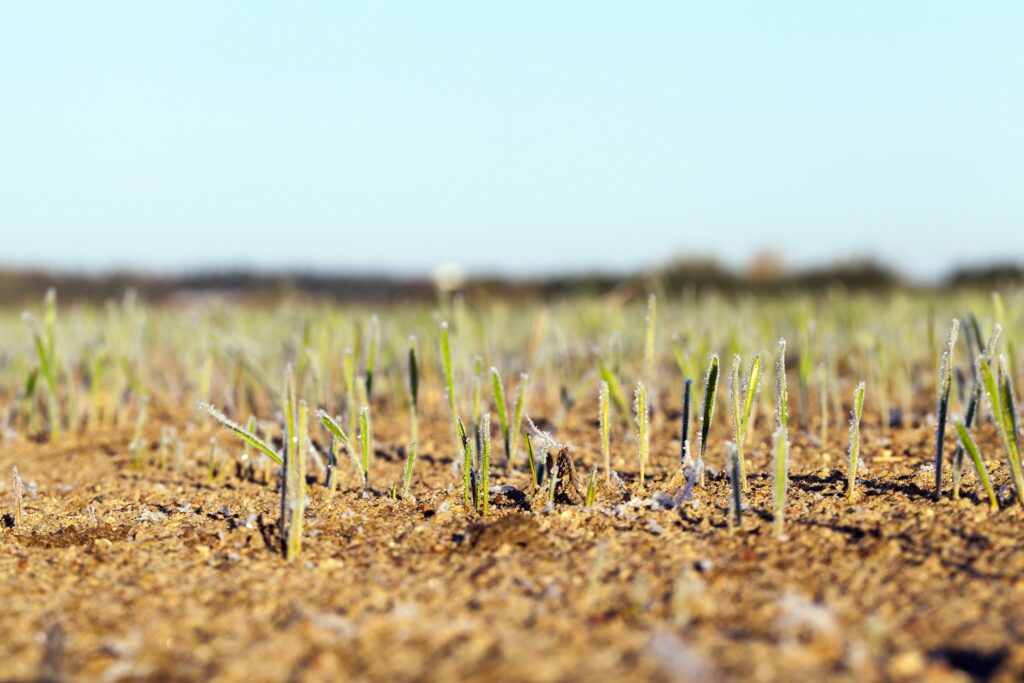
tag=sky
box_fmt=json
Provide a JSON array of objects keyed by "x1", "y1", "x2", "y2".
[{"x1": 1, "y1": 2, "x2": 1022, "y2": 280}]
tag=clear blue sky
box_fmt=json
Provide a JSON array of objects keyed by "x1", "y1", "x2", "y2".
[{"x1": 1, "y1": 2, "x2": 1022, "y2": 279}]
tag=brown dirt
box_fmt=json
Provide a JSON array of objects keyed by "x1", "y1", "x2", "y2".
[{"x1": 3, "y1": 403, "x2": 1024, "y2": 683}]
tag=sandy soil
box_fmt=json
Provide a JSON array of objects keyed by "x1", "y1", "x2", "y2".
[{"x1": 3, "y1": 400, "x2": 1024, "y2": 683}]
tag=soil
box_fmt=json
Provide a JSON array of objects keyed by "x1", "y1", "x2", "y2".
[{"x1": 3, "y1": 398, "x2": 1024, "y2": 683}]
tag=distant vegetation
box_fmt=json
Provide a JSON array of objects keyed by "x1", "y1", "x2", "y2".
[{"x1": 0, "y1": 258, "x2": 1020, "y2": 305}]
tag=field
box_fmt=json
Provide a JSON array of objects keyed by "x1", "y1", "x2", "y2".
[{"x1": 3, "y1": 287, "x2": 1024, "y2": 682}]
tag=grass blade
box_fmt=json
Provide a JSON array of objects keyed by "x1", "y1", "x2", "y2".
[
  {"x1": 697, "y1": 355, "x2": 720, "y2": 486},
  {"x1": 199, "y1": 402, "x2": 282, "y2": 465},
  {"x1": 954, "y1": 422, "x2": 999, "y2": 512},
  {"x1": 847, "y1": 381, "x2": 866, "y2": 501},
  {"x1": 599, "y1": 380, "x2": 611, "y2": 482},
  {"x1": 635, "y1": 382, "x2": 650, "y2": 487},
  {"x1": 933, "y1": 319, "x2": 959, "y2": 499},
  {"x1": 492, "y1": 367, "x2": 510, "y2": 462},
  {"x1": 402, "y1": 442, "x2": 417, "y2": 498}
]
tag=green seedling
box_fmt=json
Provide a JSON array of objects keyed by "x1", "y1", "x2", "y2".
[
  {"x1": 525, "y1": 432, "x2": 539, "y2": 493},
  {"x1": 286, "y1": 400, "x2": 308, "y2": 561},
  {"x1": 555, "y1": 345, "x2": 575, "y2": 425},
  {"x1": 359, "y1": 405, "x2": 372, "y2": 491},
  {"x1": 208, "y1": 436, "x2": 219, "y2": 481},
  {"x1": 798, "y1": 327, "x2": 814, "y2": 420},
  {"x1": 479, "y1": 413, "x2": 492, "y2": 515},
  {"x1": 471, "y1": 357, "x2": 483, "y2": 456},
  {"x1": 671, "y1": 335, "x2": 695, "y2": 384},
  {"x1": 402, "y1": 442, "x2": 417, "y2": 498},
  {"x1": 508, "y1": 373, "x2": 529, "y2": 467},
  {"x1": 599, "y1": 380, "x2": 611, "y2": 482},
  {"x1": 953, "y1": 422, "x2": 999, "y2": 512},
  {"x1": 343, "y1": 347, "x2": 357, "y2": 439},
  {"x1": 11, "y1": 466, "x2": 23, "y2": 528},
  {"x1": 635, "y1": 382, "x2": 650, "y2": 486},
  {"x1": 22, "y1": 288, "x2": 61, "y2": 439},
  {"x1": 979, "y1": 355, "x2": 1024, "y2": 505},
  {"x1": 772, "y1": 425, "x2": 789, "y2": 538},
  {"x1": 729, "y1": 353, "x2": 761, "y2": 488},
  {"x1": 408, "y1": 336, "x2": 419, "y2": 445},
  {"x1": 318, "y1": 409, "x2": 368, "y2": 488},
  {"x1": 818, "y1": 363, "x2": 828, "y2": 446},
  {"x1": 200, "y1": 403, "x2": 282, "y2": 465},
  {"x1": 547, "y1": 458, "x2": 559, "y2": 505},
  {"x1": 775, "y1": 339, "x2": 789, "y2": 435},
  {"x1": 585, "y1": 464, "x2": 598, "y2": 507},
  {"x1": 240, "y1": 416, "x2": 256, "y2": 479},
  {"x1": 950, "y1": 421, "x2": 999, "y2": 511},
  {"x1": 598, "y1": 358, "x2": 629, "y2": 417},
  {"x1": 1002, "y1": 356, "x2": 1019, "y2": 446},
  {"x1": 846, "y1": 381, "x2": 866, "y2": 501},
  {"x1": 325, "y1": 433, "x2": 339, "y2": 491},
  {"x1": 697, "y1": 355, "x2": 720, "y2": 486},
  {"x1": 158, "y1": 425, "x2": 173, "y2": 471},
  {"x1": 953, "y1": 325, "x2": 1001, "y2": 498},
  {"x1": 679, "y1": 379, "x2": 692, "y2": 465},
  {"x1": 492, "y1": 367, "x2": 510, "y2": 463},
  {"x1": 727, "y1": 442, "x2": 742, "y2": 530},
  {"x1": 993, "y1": 293, "x2": 1017, "y2": 381},
  {"x1": 933, "y1": 319, "x2": 959, "y2": 498},
  {"x1": 280, "y1": 366, "x2": 297, "y2": 538},
  {"x1": 643, "y1": 293, "x2": 657, "y2": 382},
  {"x1": 364, "y1": 315, "x2": 380, "y2": 401},
  {"x1": 458, "y1": 417, "x2": 472, "y2": 507},
  {"x1": 440, "y1": 322, "x2": 460, "y2": 459},
  {"x1": 129, "y1": 395, "x2": 150, "y2": 470}
]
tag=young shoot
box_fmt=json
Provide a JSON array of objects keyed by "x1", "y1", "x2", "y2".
[
  {"x1": 599, "y1": 380, "x2": 611, "y2": 482},
  {"x1": 847, "y1": 382, "x2": 866, "y2": 501},
  {"x1": 208, "y1": 436, "x2": 219, "y2": 481},
  {"x1": 953, "y1": 422, "x2": 999, "y2": 511},
  {"x1": 23, "y1": 288, "x2": 61, "y2": 439},
  {"x1": 471, "y1": 357, "x2": 483, "y2": 456},
  {"x1": 359, "y1": 405, "x2": 372, "y2": 491},
  {"x1": 440, "y1": 322, "x2": 460, "y2": 459},
  {"x1": 343, "y1": 348, "x2": 357, "y2": 439},
  {"x1": 318, "y1": 409, "x2": 368, "y2": 488},
  {"x1": 408, "y1": 336, "x2": 419, "y2": 446},
  {"x1": 598, "y1": 358, "x2": 629, "y2": 417},
  {"x1": 458, "y1": 417, "x2": 472, "y2": 507},
  {"x1": 643, "y1": 293, "x2": 657, "y2": 382},
  {"x1": 697, "y1": 355, "x2": 720, "y2": 486},
  {"x1": 200, "y1": 403, "x2": 282, "y2": 465},
  {"x1": 772, "y1": 425, "x2": 789, "y2": 538},
  {"x1": 680, "y1": 379, "x2": 692, "y2": 466},
  {"x1": 130, "y1": 395, "x2": 150, "y2": 470},
  {"x1": 933, "y1": 319, "x2": 959, "y2": 499},
  {"x1": 492, "y1": 367, "x2": 510, "y2": 463},
  {"x1": 480, "y1": 413, "x2": 492, "y2": 515},
  {"x1": 727, "y1": 442, "x2": 742, "y2": 530},
  {"x1": 525, "y1": 432, "x2": 539, "y2": 493},
  {"x1": 953, "y1": 324, "x2": 1001, "y2": 498},
  {"x1": 11, "y1": 466, "x2": 24, "y2": 528},
  {"x1": 729, "y1": 354, "x2": 761, "y2": 488},
  {"x1": 634, "y1": 382, "x2": 650, "y2": 487},
  {"x1": 585, "y1": 465, "x2": 598, "y2": 507},
  {"x1": 286, "y1": 401, "x2": 308, "y2": 561},
  {"x1": 979, "y1": 355, "x2": 1024, "y2": 505},
  {"x1": 818, "y1": 363, "x2": 828, "y2": 447},
  {"x1": 775, "y1": 339, "x2": 789, "y2": 435},
  {"x1": 364, "y1": 315, "x2": 380, "y2": 401},
  {"x1": 508, "y1": 373, "x2": 529, "y2": 467},
  {"x1": 402, "y1": 442, "x2": 417, "y2": 499}
]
